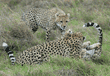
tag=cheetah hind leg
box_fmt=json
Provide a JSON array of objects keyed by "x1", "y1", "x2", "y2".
[
  {"x1": 86, "y1": 43, "x2": 101, "y2": 60},
  {"x1": 31, "y1": 24, "x2": 39, "y2": 33},
  {"x1": 83, "y1": 49, "x2": 100, "y2": 60},
  {"x1": 91, "y1": 47, "x2": 101, "y2": 60},
  {"x1": 32, "y1": 26, "x2": 38, "y2": 33},
  {"x1": 80, "y1": 49, "x2": 95, "y2": 61},
  {"x1": 81, "y1": 43, "x2": 101, "y2": 60},
  {"x1": 28, "y1": 20, "x2": 38, "y2": 33}
]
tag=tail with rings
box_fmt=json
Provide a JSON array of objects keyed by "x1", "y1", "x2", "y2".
[
  {"x1": 2, "y1": 42, "x2": 16, "y2": 65},
  {"x1": 83, "y1": 22, "x2": 103, "y2": 46},
  {"x1": 83, "y1": 22, "x2": 103, "y2": 60}
]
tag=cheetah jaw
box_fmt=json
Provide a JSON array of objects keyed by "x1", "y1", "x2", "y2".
[{"x1": 56, "y1": 23, "x2": 65, "y2": 30}]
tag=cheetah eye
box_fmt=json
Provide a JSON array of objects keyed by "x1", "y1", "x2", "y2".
[
  {"x1": 60, "y1": 21, "x2": 63, "y2": 23},
  {"x1": 66, "y1": 21, "x2": 68, "y2": 23}
]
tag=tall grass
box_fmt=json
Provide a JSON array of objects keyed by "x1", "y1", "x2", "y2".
[{"x1": 0, "y1": 0, "x2": 110, "y2": 76}]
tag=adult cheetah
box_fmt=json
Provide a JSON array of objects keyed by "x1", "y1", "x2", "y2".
[
  {"x1": 21, "y1": 8, "x2": 70, "y2": 41},
  {"x1": 2, "y1": 22, "x2": 103, "y2": 66}
]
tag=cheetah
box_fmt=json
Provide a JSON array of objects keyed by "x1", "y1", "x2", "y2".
[
  {"x1": 2, "y1": 30, "x2": 85, "y2": 65},
  {"x1": 2, "y1": 22, "x2": 103, "y2": 65},
  {"x1": 21, "y1": 8, "x2": 70, "y2": 41}
]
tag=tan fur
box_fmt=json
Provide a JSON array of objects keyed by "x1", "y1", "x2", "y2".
[
  {"x1": 14, "y1": 31, "x2": 85, "y2": 65},
  {"x1": 22, "y1": 8, "x2": 70, "y2": 40}
]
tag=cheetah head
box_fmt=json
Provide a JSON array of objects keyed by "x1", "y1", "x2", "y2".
[
  {"x1": 55, "y1": 13, "x2": 70, "y2": 31},
  {"x1": 64, "y1": 29, "x2": 86, "y2": 41}
]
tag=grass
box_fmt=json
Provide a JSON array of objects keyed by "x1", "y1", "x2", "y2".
[{"x1": 0, "y1": 0, "x2": 110, "y2": 76}]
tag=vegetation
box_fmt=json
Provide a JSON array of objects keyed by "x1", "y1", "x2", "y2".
[{"x1": 0, "y1": 0, "x2": 110, "y2": 76}]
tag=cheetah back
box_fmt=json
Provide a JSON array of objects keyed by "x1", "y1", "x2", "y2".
[{"x1": 16, "y1": 32, "x2": 85, "y2": 65}]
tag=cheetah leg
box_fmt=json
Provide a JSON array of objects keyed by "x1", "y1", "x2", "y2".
[
  {"x1": 26, "y1": 16, "x2": 38, "y2": 33},
  {"x1": 31, "y1": 25, "x2": 38, "y2": 33},
  {"x1": 46, "y1": 28, "x2": 51, "y2": 41},
  {"x1": 86, "y1": 43, "x2": 101, "y2": 50},
  {"x1": 82, "y1": 41, "x2": 91, "y2": 48},
  {"x1": 80, "y1": 49, "x2": 95, "y2": 60},
  {"x1": 81, "y1": 43, "x2": 101, "y2": 60},
  {"x1": 61, "y1": 30, "x2": 65, "y2": 38},
  {"x1": 82, "y1": 49, "x2": 101, "y2": 60},
  {"x1": 91, "y1": 47, "x2": 102, "y2": 60},
  {"x1": 29, "y1": 21, "x2": 38, "y2": 33},
  {"x1": 86, "y1": 43, "x2": 101, "y2": 60}
]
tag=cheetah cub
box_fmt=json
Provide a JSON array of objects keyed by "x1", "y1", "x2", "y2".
[{"x1": 21, "y1": 8, "x2": 70, "y2": 41}]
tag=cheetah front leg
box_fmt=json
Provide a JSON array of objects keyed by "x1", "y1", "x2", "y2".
[
  {"x1": 60, "y1": 30, "x2": 65, "y2": 38},
  {"x1": 46, "y1": 28, "x2": 51, "y2": 41}
]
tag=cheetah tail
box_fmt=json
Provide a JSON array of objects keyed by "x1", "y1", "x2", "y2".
[
  {"x1": 83, "y1": 22, "x2": 103, "y2": 46},
  {"x1": 2, "y1": 42, "x2": 16, "y2": 65}
]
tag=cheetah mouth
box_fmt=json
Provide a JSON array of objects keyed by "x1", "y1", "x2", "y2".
[{"x1": 56, "y1": 23, "x2": 66, "y2": 30}]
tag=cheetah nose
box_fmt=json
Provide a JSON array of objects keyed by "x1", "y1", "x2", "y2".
[{"x1": 63, "y1": 26, "x2": 66, "y2": 29}]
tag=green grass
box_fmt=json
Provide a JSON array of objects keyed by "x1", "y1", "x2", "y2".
[{"x1": 0, "y1": 0, "x2": 110, "y2": 76}]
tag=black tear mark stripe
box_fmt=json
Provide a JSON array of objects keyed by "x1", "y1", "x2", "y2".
[{"x1": 83, "y1": 22, "x2": 103, "y2": 45}]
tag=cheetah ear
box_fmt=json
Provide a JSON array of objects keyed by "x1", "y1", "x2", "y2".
[
  {"x1": 55, "y1": 13, "x2": 59, "y2": 18},
  {"x1": 66, "y1": 13, "x2": 70, "y2": 17}
]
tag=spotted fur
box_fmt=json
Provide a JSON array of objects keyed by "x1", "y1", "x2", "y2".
[
  {"x1": 22, "y1": 8, "x2": 70, "y2": 41},
  {"x1": 2, "y1": 31, "x2": 85, "y2": 66},
  {"x1": 2, "y1": 22, "x2": 103, "y2": 65}
]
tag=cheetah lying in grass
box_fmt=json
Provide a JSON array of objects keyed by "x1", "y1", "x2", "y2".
[{"x1": 2, "y1": 22, "x2": 102, "y2": 66}]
